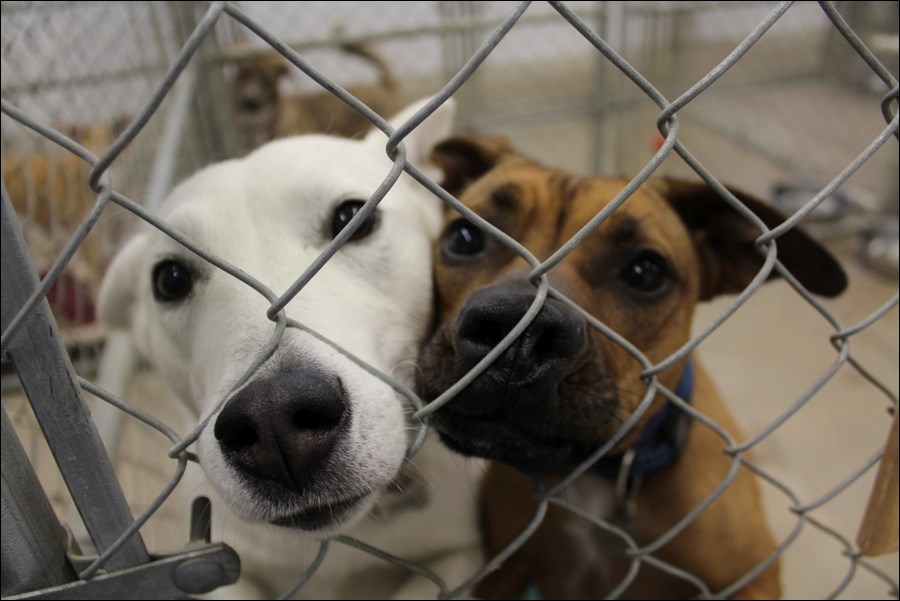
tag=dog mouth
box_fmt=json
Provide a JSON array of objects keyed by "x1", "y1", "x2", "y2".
[
  {"x1": 424, "y1": 346, "x2": 618, "y2": 475},
  {"x1": 268, "y1": 492, "x2": 372, "y2": 531},
  {"x1": 432, "y1": 410, "x2": 588, "y2": 475}
]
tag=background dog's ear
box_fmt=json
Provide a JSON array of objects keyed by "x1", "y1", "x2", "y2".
[
  {"x1": 430, "y1": 134, "x2": 514, "y2": 197},
  {"x1": 98, "y1": 235, "x2": 146, "y2": 329},
  {"x1": 661, "y1": 179, "x2": 848, "y2": 300},
  {"x1": 236, "y1": 54, "x2": 289, "y2": 81},
  {"x1": 270, "y1": 59, "x2": 289, "y2": 81}
]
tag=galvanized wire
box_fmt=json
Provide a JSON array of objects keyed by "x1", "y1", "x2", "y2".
[
  {"x1": 1, "y1": 0, "x2": 898, "y2": 599},
  {"x1": 276, "y1": 541, "x2": 330, "y2": 601}
]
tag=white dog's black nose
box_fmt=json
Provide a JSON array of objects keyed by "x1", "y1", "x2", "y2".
[{"x1": 214, "y1": 368, "x2": 349, "y2": 491}]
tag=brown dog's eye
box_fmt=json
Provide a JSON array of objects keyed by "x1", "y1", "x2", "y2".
[
  {"x1": 441, "y1": 219, "x2": 485, "y2": 259},
  {"x1": 332, "y1": 200, "x2": 377, "y2": 242},
  {"x1": 618, "y1": 251, "x2": 671, "y2": 295},
  {"x1": 152, "y1": 260, "x2": 194, "y2": 303}
]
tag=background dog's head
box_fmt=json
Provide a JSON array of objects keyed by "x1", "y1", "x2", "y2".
[
  {"x1": 232, "y1": 53, "x2": 289, "y2": 149},
  {"x1": 420, "y1": 135, "x2": 847, "y2": 474},
  {"x1": 99, "y1": 98, "x2": 454, "y2": 534}
]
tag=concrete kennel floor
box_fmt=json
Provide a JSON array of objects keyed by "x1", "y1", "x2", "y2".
[
  {"x1": 694, "y1": 247, "x2": 899, "y2": 599},
  {"x1": 5, "y1": 77, "x2": 898, "y2": 598}
]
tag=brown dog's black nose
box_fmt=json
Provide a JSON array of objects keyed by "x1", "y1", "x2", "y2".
[
  {"x1": 453, "y1": 285, "x2": 585, "y2": 415},
  {"x1": 214, "y1": 368, "x2": 348, "y2": 491}
]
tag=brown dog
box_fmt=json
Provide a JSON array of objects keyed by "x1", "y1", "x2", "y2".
[
  {"x1": 4, "y1": 118, "x2": 128, "y2": 325},
  {"x1": 418, "y1": 135, "x2": 848, "y2": 599},
  {"x1": 232, "y1": 43, "x2": 401, "y2": 149}
]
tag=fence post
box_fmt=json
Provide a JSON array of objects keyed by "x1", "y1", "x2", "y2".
[
  {"x1": 1, "y1": 407, "x2": 78, "y2": 596},
  {"x1": 1, "y1": 187, "x2": 150, "y2": 570}
]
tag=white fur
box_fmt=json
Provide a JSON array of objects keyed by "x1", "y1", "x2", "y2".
[{"x1": 99, "y1": 99, "x2": 485, "y2": 599}]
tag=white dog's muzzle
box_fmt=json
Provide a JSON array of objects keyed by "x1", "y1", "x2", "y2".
[
  {"x1": 213, "y1": 363, "x2": 359, "y2": 530},
  {"x1": 194, "y1": 330, "x2": 409, "y2": 534},
  {"x1": 97, "y1": 96, "x2": 458, "y2": 543}
]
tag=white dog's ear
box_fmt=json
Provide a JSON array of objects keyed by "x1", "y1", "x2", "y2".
[
  {"x1": 98, "y1": 235, "x2": 146, "y2": 329},
  {"x1": 367, "y1": 97, "x2": 457, "y2": 178}
]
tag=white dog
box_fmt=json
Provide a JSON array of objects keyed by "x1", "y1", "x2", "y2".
[{"x1": 98, "y1": 99, "x2": 484, "y2": 599}]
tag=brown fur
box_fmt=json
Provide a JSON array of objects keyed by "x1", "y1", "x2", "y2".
[
  {"x1": 4, "y1": 119, "x2": 126, "y2": 304},
  {"x1": 419, "y1": 135, "x2": 848, "y2": 599},
  {"x1": 232, "y1": 43, "x2": 401, "y2": 150}
]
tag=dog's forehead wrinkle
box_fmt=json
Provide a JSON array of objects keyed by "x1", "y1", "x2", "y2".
[
  {"x1": 605, "y1": 212, "x2": 642, "y2": 246},
  {"x1": 590, "y1": 210, "x2": 667, "y2": 258},
  {"x1": 489, "y1": 181, "x2": 522, "y2": 211},
  {"x1": 550, "y1": 170, "x2": 586, "y2": 201},
  {"x1": 547, "y1": 182, "x2": 579, "y2": 248}
]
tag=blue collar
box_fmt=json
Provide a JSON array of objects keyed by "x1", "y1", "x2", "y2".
[{"x1": 589, "y1": 359, "x2": 695, "y2": 480}]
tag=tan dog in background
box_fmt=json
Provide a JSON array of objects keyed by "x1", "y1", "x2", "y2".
[
  {"x1": 4, "y1": 118, "x2": 128, "y2": 325},
  {"x1": 232, "y1": 43, "x2": 400, "y2": 149},
  {"x1": 419, "y1": 135, "x2": 848, "y2": 599}
]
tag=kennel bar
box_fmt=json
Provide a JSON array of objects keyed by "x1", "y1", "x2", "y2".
[
  {"x1": 1, "y1": 406, "x2": 77, "y2": 596},
  {"x1": 1, "y1": 173, "x2": 242, "y2": 600},
  {"x1": 1, "y1": 542, "x2": 240, "y2": 601},
  {"x1": 1, "y1": 188, "x2": 150, "y2": 571},
  {"x1": 4, "y1": 399, "x2": 240, "y2": 600}
]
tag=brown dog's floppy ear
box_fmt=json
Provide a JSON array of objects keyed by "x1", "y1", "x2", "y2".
[
  {"x1": 431, "y1": 134, "x2": 514, "y2": 197},
  {"x1": 661, "y1": 179, "x2": 848, "y2": 300}
]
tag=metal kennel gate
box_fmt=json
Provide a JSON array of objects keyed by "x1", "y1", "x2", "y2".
[{"x1": 2, "y1": 1, "x2": 898, "y2": 599}]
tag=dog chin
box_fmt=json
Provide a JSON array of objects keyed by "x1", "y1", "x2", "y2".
[
  {"x1": 268, "y1": 493, "x2": 377, "y2": 534},
  {"x1": 198, "y1": 443, "x2": 386, "y2": 535},
  {"x1": 433, "y1": 413, "x2": 583, "y2": 475},
  {"x1": 220, "y1": 481, "x2": 379, "y2": 534}
]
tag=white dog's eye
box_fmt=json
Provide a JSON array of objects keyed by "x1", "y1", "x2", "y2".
[
  {"x1": 152, "y1": 260, "x2": 194, "y2": 302},
  {"x1": 332, "y1": 200, "x2": 377, "y2": 242}
]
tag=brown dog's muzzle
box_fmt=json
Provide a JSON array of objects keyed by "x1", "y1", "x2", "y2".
[
  {"x1": 455, "y1": 282, "x2": 587, "y2": 406},
  {"x1": 424, "y1": 278, "x2": 618, "y2": 474}
]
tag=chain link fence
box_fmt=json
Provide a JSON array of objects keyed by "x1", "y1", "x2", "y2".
[{"x1": 2, "y1": 1, "x2": 898, "y2": 599}]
